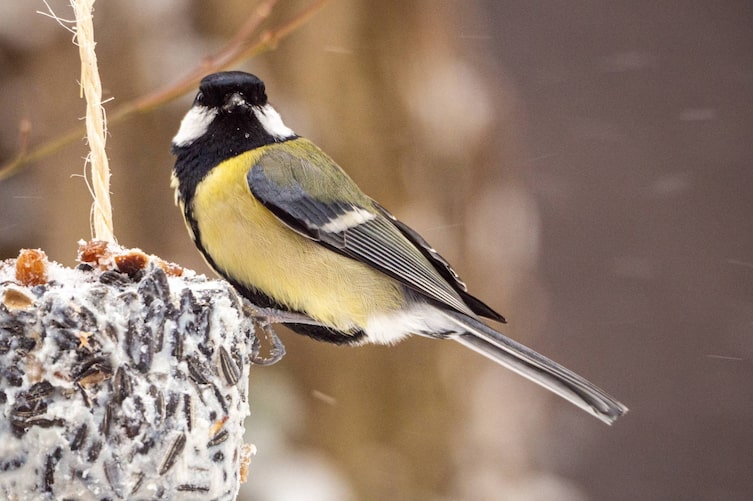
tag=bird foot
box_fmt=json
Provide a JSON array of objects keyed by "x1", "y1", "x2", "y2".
[{"x1": 243, "y1": 304, "x2": 327, "y2": 365}]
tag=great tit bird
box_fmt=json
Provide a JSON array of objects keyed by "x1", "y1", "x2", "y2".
[{"x1": 171, "y1": 71, "x2": 627, "y2": 424}]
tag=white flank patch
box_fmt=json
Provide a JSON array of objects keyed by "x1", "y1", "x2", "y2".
[
  {"x1": 172, "y1": 105, "x2": 218, "y2": 147},
  {"x1": 255, "y1": 104, "x2": 295, "y2": 140},
  {"x1": 320, "y1": 207, "x2": 376, "y2": 233},
  {"x1": 169, "y1": 172, "x2": 181, "y2": 206},
  {"x1": 365, "y1": 303, "x2": 457, "y2": 345}
]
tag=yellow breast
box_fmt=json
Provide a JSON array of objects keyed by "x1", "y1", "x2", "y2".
[{"x1": 190, "y1": 146, "x2": 404, "y2": 331}]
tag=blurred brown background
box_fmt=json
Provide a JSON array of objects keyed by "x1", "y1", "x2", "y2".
[{"x1": 1, "y1": 1, "x2": 752, "y2": 500}]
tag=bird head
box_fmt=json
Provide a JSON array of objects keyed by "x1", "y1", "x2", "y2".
[{"x1": 171, "y1": 71, "x2": 296, "y2": 154}]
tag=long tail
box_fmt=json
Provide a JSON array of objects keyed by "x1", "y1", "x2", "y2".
[{"x1": 443, "y1": 311, "x2": 628, "y2": 425}]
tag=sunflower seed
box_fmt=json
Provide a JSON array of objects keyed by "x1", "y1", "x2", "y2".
[
  {"x1": 158, "y1": 433, "x2": 186, "y2": 476},
  {"x1": 70, "y1": 423, "x2": 88, "y2": 451},
  {"x1": 219, "y1": 346, "x2": 241, "y2": 386}
]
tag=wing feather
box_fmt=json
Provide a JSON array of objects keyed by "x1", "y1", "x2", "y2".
[{"x1": 246, "y1": 144, "x2": 475, "y2": 317}]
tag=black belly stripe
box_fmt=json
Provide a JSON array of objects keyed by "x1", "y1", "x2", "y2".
[{"x1": 226, "y1": 278, "x2": 366, "y2": 345}]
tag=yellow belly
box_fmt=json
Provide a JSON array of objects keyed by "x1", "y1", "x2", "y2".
[{"x1": 191, "y1": 146, "x2": 403, "y2": 331}]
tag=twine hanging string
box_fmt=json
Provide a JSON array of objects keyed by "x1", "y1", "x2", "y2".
[{"x1": 71, "y1": 0, "x2": 114, "y2": 242}]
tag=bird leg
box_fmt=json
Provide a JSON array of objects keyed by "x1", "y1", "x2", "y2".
[{"x1": 243, "y1": 303, "x2": 327, "y2": 365}]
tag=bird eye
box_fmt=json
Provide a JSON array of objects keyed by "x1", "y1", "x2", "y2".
[{"x1": 194, "y1": 91, "x2": 205, "y2": 105}]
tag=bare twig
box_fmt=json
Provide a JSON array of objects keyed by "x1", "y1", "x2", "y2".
[{"x1": 0, "y1": 0, "x2": 330, "y2": 181}]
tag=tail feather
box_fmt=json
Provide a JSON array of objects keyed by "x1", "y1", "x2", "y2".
[{"x1": 445, "y1": 311, "x2": 628, "y2": 425}]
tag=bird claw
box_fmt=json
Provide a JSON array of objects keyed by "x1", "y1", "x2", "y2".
[
  {"x1": 250, "y1": 321, "x2": 286, "y2": 366},
  {"x1": 244, "y1": 303, "x2": 326, "y2": 366}
]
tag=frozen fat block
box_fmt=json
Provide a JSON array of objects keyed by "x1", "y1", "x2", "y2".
[{"x1": 0, "y1": 243, "x2": 260, "y2": 500}]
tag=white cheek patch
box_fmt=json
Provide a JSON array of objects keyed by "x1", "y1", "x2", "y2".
[
  {"x1": 255, "y1": 104, "x2": 295, "y2": 140},
  {"x1": 320, "y1": 207, "x2": 376, "y2": 233},
  {"x1": 172, "y1": 105, "x2": 218, "y2": 147}
]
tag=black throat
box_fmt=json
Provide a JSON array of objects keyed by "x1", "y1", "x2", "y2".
[{"x1": 171, "y1": 110, "x2": 293, "y2": 209}]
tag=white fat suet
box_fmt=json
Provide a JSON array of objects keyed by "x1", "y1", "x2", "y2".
[
  {"x1": 320, "y1": 207, "x2": 376, "y2": 233},
  {"x1": 254, "y1": 104, "x2": 295, "y2": 140},
  {"x1": 172, "y1": 105, "x2": 218, "y2": 147}
]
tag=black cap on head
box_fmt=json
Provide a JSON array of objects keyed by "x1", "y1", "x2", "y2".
[
  {"x1": 172, "y1": 70, "x2": 295, "y2": 194},
  {"x1": 196, "y1": 71, "x2": 268, "y2": 108}
]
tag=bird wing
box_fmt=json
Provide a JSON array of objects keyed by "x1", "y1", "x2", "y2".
[
  {"x1": 246, "y1": 142, "x2": 476, "y2": 317},
  {"x1": 373, "y1": 202, "x2": 506, "y2": 323}
]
